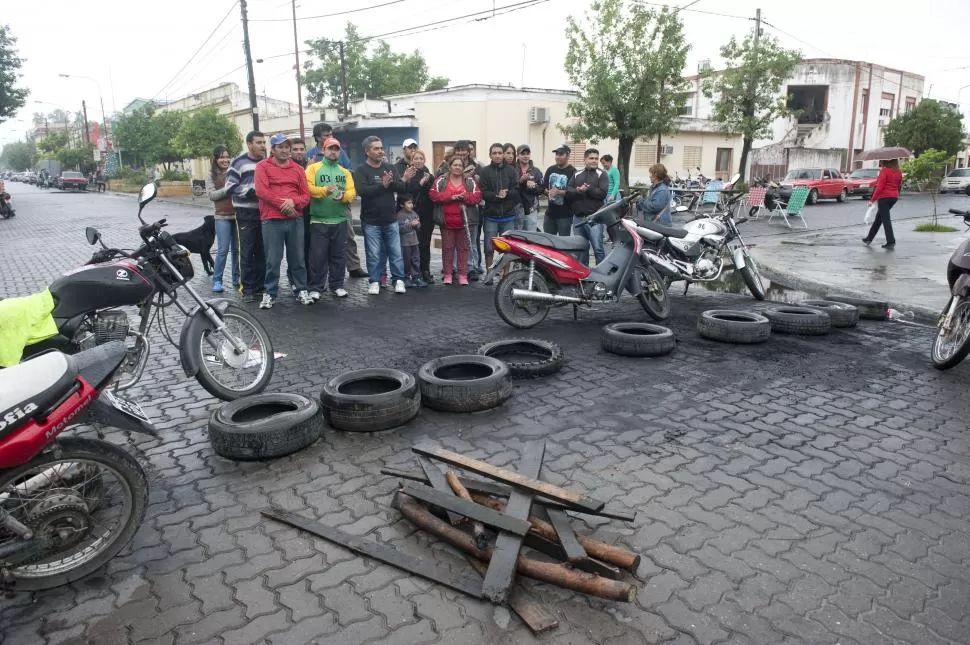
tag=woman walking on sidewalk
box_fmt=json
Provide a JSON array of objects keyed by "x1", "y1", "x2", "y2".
[
  {"x1": 206, "y1": 145, "x2": 240, "y2": 293},
  {"x1": 862, "y1": 159, "x2": 902, "y2": 250}
]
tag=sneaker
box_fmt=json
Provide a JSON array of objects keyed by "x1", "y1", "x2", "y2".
[
  {"x1": 243, "y1": 293, "x2": 257, "y2": 303},
  {"x1": 259, "y1": 293, "x2": 274, "y2": 309},
  {"x1": 348, "y1": 269, "x2": 368, "y2": 278},
  {"x1": 413, "y1": 278, "x2": 428, "y2": 288},
  {"x1": 212, "y1": 280, "x2": 224, "y2": 293},
  {"x1": 367, "y1": 282, "x2": 381, "y2": 295},
  {"x1": 422, "y1": 272, "x2": 435, "y2": 284},
  {"x1": 309, "y1": 290, "x2": 322, "y2": 301},
  {"x1": 394, "y1": 280, "x2": 407, "y2": 294},
  {"x1": 469, "y1": 273, "x2": 480, "y2": 282},
  {"x1": 459, "y1": 275, "x2": 469, "y2": 285},
  {"x1": 298, "y1": 290, "x2": 314, "y2": 305},
  {"x1": 442, "y1": 275, "x2": 453, "y2": 285},
  {"x1": 334, "y1": 288, "x2": 349, "y2": 298}
]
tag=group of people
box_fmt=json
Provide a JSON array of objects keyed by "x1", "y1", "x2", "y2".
[{"x1": 202, "y1": 122, "x2": 676, "y2": 307}]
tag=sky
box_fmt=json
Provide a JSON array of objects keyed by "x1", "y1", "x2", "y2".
[{"x1": 2, "y1": 0, "x2": 970, "y2": 147}]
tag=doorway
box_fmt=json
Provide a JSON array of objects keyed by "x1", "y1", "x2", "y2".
[{"x1": 715, "y1": 148, "x2": 733, "y2": 180}]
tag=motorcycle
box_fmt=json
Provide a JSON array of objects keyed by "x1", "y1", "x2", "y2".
[
  {"x1": 639, "y1": 181, "x2": 767, "y2": 301},
  {"x1": 0, "y1": 179, "x2": 13, "y2": 219},
  {"x1": 0, "y1": 341, "x2": 154, "y2": 590},
  {"x1": 486, "y1": 191, "x2": 671, "y2": 329},
  {"x1": 20, "y1": 183, "x2": 274, "y2": 401},
  {"x1": 750, "y1": 175, "x2": 782, "y2": 216},
  {"x1": 931, "y1": 208, "x2": 970, "y2": 370}
]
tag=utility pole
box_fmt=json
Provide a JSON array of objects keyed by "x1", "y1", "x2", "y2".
[
  {"x1": 81, "y1": 101, "x2": 90, "y2": 147},
  {"x1": 240, "y1": 0, "x2": 260, "y2": 131},
  {"x1": 339, "y1": 41, "x2": 349, "y2": 119},
  {"x1": 292, "y1": 0, "x2": 305, "y2": 139},
  {"x1": 753, "y1": 8, "x2": 761, "y2": 52}
]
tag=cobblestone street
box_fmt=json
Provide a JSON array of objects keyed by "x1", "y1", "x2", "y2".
[{"x1": 1, "y1": 186, "x2": 970, "y2": 645}]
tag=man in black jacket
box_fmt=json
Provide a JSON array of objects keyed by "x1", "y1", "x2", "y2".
[
  {"x1": 567, "y1": 148, "x2": 610, "y2": 265},
  {"x1": 543, "y1": 144, "x2": 577, "y2": 236},
  {"x1": 479, "y1": 143, "x2": 520, "y2": 271}
]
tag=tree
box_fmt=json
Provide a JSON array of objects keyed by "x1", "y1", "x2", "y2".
[
  {"x1": 58, "y1": 143, "x2": 96, "y2": 173},
  {"x1": 884, "y1": 100, "x2": 965, "y2": 158},
  {"x1": 151, "y1": 111, "x2": 185, "y2": 171},
  {"x1": 172, "y1": 108, "x2": 242, "y2": 160},
  {"x1": 113, "y1": 107, "x2": 155, "y2": 167},
  {"x1": 902, "y1": 149, "x2": 952, "y2": 225},
  {"x1": 702, "y1": 31, "x2": 801, "y2": 180},
  {"x1": 0, "y1": 25, "x2": 28, "y2": 124},
  {"x1": 0, "y1": 140, "x2": 34, "y2": 170},
  {"x1": 37, "y1": 132, "x2": 68, "y2": 155},
  {"x1": 303, "y1": 23, "x2": 449, "y2": 110},
  {"x1": 113, "y1": 107, "x2": 184, "y2": 169},
  {"x1": 561, "y1": 0, "x2": 690, "y2": 188}
]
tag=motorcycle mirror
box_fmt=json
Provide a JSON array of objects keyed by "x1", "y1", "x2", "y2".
[
  {"x1": 728, "y1": 173, "x2": 741, "y2": 185},
  {"x1": 85, "y1": 227, "x2": 102, "y2": 246},
  {"x1": 137, "y1": 182, "x2": 157, "y2": 224}
]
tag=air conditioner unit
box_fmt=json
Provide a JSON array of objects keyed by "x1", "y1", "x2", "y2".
[
  {"x1": 660, "y1": 145, "x2": 674, "y2": 156},
  {"x1": 529, "y1": 106, "x2": 550, "y2": 124}
]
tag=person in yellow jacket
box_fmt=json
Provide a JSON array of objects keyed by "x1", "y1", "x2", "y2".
[{"x1": 305, "y1": 137, "x2": 357, "y2": 299}]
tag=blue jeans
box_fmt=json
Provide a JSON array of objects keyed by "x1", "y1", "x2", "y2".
[
  {"x1": 213, "y1": 218, "x2": 239, "y2": 287},
  {"x1": 468, "y1": 220, "x2": 484, "y2": 274},
  {"x1": 572, "y1": 217, "x2": 606, "y2": 266},
  {"x1": 363, "y1": 222, "x2": 405, "y2": 283},
  {"x1": 484, "y1": 218, "x2": 516, "y2": 258},
  {"x1": 516, "y1": 207, "x2": 538, "y2": 231},
  {"x1": 262, "y1": 217, "x2": 307, "y2": 297}
]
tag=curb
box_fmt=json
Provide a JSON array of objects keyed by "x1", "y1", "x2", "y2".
[{"x1": 106, "y1": 191, "x2": 210, "y2": 210}]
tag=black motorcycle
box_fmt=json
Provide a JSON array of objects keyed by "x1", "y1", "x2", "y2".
[
  {"x1": 0, "y1": 191, "x2": 13, "y2": 219},
  {"x1": 931, "y1": 208, "x2": 970, "y2": 370},
  {"x1": 750, "y1": 175, "x2": 782, "y2": 216},
  {"x1": 22, "y1": 183, "x2": 275, "y2": 400}
]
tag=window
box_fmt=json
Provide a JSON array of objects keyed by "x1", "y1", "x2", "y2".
[
  {"x1": 568, "y1": 141, "x2": 586, "y2": 167},
  {"x1": 880, "y1": 92, "x2": 895, "y2": 119},
  {"x1": 683, "y1": 146, "x2": 702, "y2": 168},
  {"x1": 905, "y1": 97, "x2": 916, "y2": 113},
  {"x1": 634, "y1": 144, "x2": 653, "y2": 167},
  {"x1": 678, "y1": 103, "x2": 693, "y2": 117},
  {"x1": 860, "y1": 89, "x2": 868, "y2": 115}
]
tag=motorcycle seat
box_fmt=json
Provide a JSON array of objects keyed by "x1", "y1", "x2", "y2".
[
  {"x1": 504, "y1": 231, "x2": 590, "y2": 252},
  {"x1": 0, "y1": 352, "x2": 78, "y2": 439},
  {"x1": 638, "y1": 221, "x2": 688, "y2": 239}
]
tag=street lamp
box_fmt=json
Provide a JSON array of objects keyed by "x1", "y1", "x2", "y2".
[{"x1": 59, "y1": 73, "x2": 110, "y2": 152}]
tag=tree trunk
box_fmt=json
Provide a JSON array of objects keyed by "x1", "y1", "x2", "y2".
[
  {"x1": 737, "y1": 136, "x2": 753, "y2": 182},
  {"x1": 656, "y1": 134, "x2": 662, "y2": 164},
  {"x1": 617, "y1": 136, "x2": 634, "y2": 190}
]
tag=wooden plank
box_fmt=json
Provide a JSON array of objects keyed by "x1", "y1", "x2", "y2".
[
  {"x1": 400, "y1": 483, "x2": 530, "y2": 535},
  {"x1": 416, "y1": 457, "x2": 462, "y2": 526},
  {"x1": 413, "y1": 442, "x2": 605, "y2": 512},
  {"x1": 465, "y1": 557, "x2": 559, "y2": 635},
  {"x1": 545, "y1": 507, "x2": 587, "y2": 562},
  {"x1": 260, "y1": 507, "x2": 483, "y2": 599},
  {"x1": 482, "y1": 441, "x2": 545, "y2": 603}
]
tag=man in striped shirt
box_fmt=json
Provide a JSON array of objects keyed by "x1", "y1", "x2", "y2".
[{"x1": 226, "y1": 131, "x2": 267, "y2": 302}]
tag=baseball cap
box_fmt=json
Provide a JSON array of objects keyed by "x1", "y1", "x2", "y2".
[
  {"x1": 402, "y1": 138, "x2": 418, "y2": 148},
  {"x1": 270, "y1": 133, "x2": 292, "y2": 147},
  {"x1": 517, "y1": 144, "x2": 531, "y2": 154},
  {"x1": 322, "y1": 137, "x2": 342, "y2": 149},
  {"x1": 552, "y1": 144, "x2": 571, "y2": 154}
]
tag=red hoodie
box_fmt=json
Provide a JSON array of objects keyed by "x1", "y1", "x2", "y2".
[
  {"x1": 254, "y1": 158, "x2": 310, "y2": 221},
  {"x1": 870, "y1": 166, "x2": 902, "y2": 202}
]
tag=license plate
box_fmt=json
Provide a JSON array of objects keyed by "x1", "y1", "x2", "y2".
[{"x1": 103, "y1": 391, "x2": 151, "y2": 424}]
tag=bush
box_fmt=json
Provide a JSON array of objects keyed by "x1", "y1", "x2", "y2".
[
  {"x1": 732, "y1": 180, "x2": 749, "y2": 194},
  {"x1": 161, "y1": 169, "x2": 190, "y2": 182},
  {"x1": 914, "y1": 223, "x2": 958, "y2": 233},
  {"x1": 120, "y1": 167, "x2": 150, "y2": 184}
]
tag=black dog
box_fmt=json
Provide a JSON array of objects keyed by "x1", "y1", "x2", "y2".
[{"x1": 172, "y1": 215, "x2": 216, "y2": 275}]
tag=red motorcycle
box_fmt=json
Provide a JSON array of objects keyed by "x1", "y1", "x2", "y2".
[
  {"x1": 487, "y1": 192, "x2": 671, "y2": 328},
  {"x1": 0, "y1": 341, "x2": 153, "y2": 590}
]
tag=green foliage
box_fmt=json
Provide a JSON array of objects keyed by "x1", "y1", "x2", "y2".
[
  {"x1": 112, "y1": 107, "x2": 185, "y2": 170},
  {"x1": 303, "y1": 23, "x2": 449, "y2": 110},
  {"x1": 172, "y1": 108, "x2": 241, "y2": 160},
  {"x1": 57, "y1": 143, "x2": 96, "y2": 173},
  {"x1": 914, "y1": 223, "x2": 957, "y2": 233},
  {"x1": 0, "y1": 140, "x2": 34, "y2": 170},
  {"x1": 884, "y1": 100, "x2": 965, "y2": 158},
  {"x1": 902, "y1": 149, "x2": 952, "y2": 222},
  {"x1": 37, "y1": 132, "x2": 69, "y2": 154},
  {"x1": 120, "y1": 167, "x2": 150, "y2": 184},
  {"x1": 0, "y1": 25, "x2": 29, "y2": 123},
  {"x1": 702, "y1": 31, "x2": 801, "y2": 179},
  {"x1": 561, "y1": 0, "x2": 690, "y2": 188},
  {"x1": 733, "y1": 180, "x2": 749, "y2": 194},
  {"x1": 161, "y1": 169, "x2": 189, "y2": 181}
]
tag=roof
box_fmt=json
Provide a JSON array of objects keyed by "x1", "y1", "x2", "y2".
[{"x1": 383, "y1": 84, "x2": 577, "y2": 100}]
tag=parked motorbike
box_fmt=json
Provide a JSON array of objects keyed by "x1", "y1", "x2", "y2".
[
  {"x1": 486, "y1": 191, "x2": 671, "y2": 329},
  {"x1": 931, "y1": 208, "x2": 970, "y2": 370},
  {"x1": 0, "y1": 342, "x2": 153, "y2": 590},
  {"x1": 750, "y1": 175, "x2": 782, "y2": 215},
  {"x1": 0, "y1": 191, "x2": 13, "y2": 219},
  {"x1": 20, "y1": 183, "x2": 274, "y2": 401}
]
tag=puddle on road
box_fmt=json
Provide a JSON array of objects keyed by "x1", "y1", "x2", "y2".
[{"x1": 699, "y1": 268, "x2": 816, "y2": 304}]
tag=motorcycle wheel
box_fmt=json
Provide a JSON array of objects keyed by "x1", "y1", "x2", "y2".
[
  {"x1": 636, "y1": 265, "x2": 671, "y2": 321},
  {"x1": 738, "y1": 250, "x2": 766, "y2": 301},
  {"x1": 931, "y1": 297, "x2": 970, "y2": 370},
  {"x1": 494, "y1": 268, "x2": 551, "y2": 329},
  {"x1": 0, "y1": 437, "x2": 147, "y2": 591},
  {"x1": 195, "y1": 303, "x2": 275, "y2": 401}
]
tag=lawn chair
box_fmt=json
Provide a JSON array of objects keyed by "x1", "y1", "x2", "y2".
[
  {"x1": 767, "y1": 186, "x2": 809, "y2": 229},
  {"x1": 701, "y1": 180, "x2": 723, "y2": 207},
  {"x1": 745, "y1": 187, "x2": 767, "y2": 219}
]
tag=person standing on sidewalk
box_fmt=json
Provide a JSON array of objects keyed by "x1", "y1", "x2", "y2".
[
  {"x1": 396, "y1": 194, "x2": 425, "y2": 287},
  {"x1": 479, "y1": 143, "x2": 520, "y2": 275},
  {"x1": 514, "y1": 144, "x2": 543, "y2": 231},
  {"x1": 226, "y1": 131, "x2": 266, "y2": 302},
  {"x1": 862, "y1": 159, "x2": 902, "y2": 250},
  {"x1": 602, "y1": 154, "x2": 621, "y2": 203},
  {"x1": 567, "y1": 148, "x2": 609, "y2": 265},
  {"x1": 287, "y1": 138, "x2": 312, "y2": 291},
  {"x1": 205, "y1": 145, "x2": 239, "y2": 294},
  {"x1": 404, "y1": 149, "x2": 435, "y2": 284},
  {"x1": 254, "y1": 134, "x2": 313, "y2": 308},
  {"x1": 353, "y1": 136, "x2": 409, "y2": 295},
  {"x1": 305, "y1": 136, "x2": 356, "y2": 300},
  {"x1": 430, "y1": 156, "x2": 482, "y2": 285},
  {"x1": 543, "y1": 145, "x2": 577, "y2": 236}
]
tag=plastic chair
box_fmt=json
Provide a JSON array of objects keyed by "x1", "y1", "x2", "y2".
[
  {"x1": 767, "y1": 186, "x2": 809, "y2": 229},
  {"x1": 745, "y1": 187, "x2": 767, "y2": 219}
]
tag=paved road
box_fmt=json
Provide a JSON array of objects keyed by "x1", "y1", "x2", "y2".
[{"x1": 2, "y1": 185, "x2": 970, "y2": 645}]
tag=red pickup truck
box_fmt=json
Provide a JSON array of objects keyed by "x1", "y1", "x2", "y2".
[
  {"x1": 779, "y1": 168, "x2": 852, "y2": 204},
  {"x1": 58, "y1": 171, "x2": 89, "y2": 191}
]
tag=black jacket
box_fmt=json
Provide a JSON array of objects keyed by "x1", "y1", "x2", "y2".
[
  {"x1": 479, "y1": 162, "x2": 520, "y2": 221},
  {"x1": 404, "y1": 167, "x2": 434, "y2": 219},
  {"x1": 567, "y1": 167, "x2": 610, "y2": 217},
  {"x1": 353, "y1": 162, "x2": 406, "y2": 226},
  {"x1": 514, "y1": 162, "x2": 544, "y2": 212},
  {"x1": 543, "y1": 164, "x2": 577, "y2": 219}
]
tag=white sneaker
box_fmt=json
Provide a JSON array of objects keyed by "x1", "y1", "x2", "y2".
[
  {"x1": 259, "y1": 293, "x2": 274, "y2": 309},
  {"x1": 394, "y1": 280, "x2": 407, "y2": 294},
  {"x1": 308, "y1": 290, "x2": 322, "y2": 301},
  {"x1": 367, "y1": 282, "x2": 381, "y2": 295},
  {"x1": 334, "y1": 288, "x2": 348, "y2": 298},
  {"x1": 297, "y1": 290, "x2": 314, "y2": 305}
]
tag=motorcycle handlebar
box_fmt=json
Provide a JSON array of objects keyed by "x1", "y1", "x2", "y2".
[{"x1": 949, "y1": 209, "x2": 970, "y2": 216}]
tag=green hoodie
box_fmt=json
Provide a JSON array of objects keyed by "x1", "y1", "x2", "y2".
[{"x1": 307, "y1": 158, "x2": 356, "y2": 224}]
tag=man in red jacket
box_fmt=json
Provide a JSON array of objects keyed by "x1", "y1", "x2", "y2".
[{"x1": 255, "y1": 133, "x2": 313, "y2": 308}]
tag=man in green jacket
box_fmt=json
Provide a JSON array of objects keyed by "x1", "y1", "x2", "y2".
[
  {"x1": 602, "y1": 153, "x2": 621, "y2": 203},
  {"x1": 305, "y1": 137, "x2": 358, "y2": 299}
]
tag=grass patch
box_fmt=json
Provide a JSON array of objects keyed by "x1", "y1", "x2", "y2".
[{"x1": 914, "y1": 223, "x2": 958, "y2": 233}]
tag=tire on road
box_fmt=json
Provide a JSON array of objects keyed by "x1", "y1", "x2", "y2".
[
  {"x1": 763, "y1": 305, "x2": 831, "y2": 335},
  {"x1": 320, "y1": 368, "x2": 420, "y2": 432},
  {"x1": 697, "y1": 310, "x2": 771, "y2": 344},
  {"x1": 601, "y1": 322, "x2": 675, "y2": 357},
  {"x1": 476, "y1": 338, "x2": 565, "y2": 378},
  {"x1": 822, "y1": 294, "x2": 888, "y2": 320},
  {"x1": 418, "y1": 355, "x2": 512, "y2": 413},
  {"x1": 209, "y1": 393, "x2": 322, "y2": 460},
  {"x1": 802, "y1": 299, "x2": 860, "y2": 328}
]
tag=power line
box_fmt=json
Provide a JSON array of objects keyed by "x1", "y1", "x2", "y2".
[
  {"x1": 153, "y1": 1, "x2": 240, "y2": 99},
  {"x1": 163, "y1": 26, "x2": 240, "y2": 99},
  {"x1": 249, "y1": 0, "x2": 408, "y2": 22},
  {"x1": 631, "y1": 0, "x2": 749, "y2": 21}
]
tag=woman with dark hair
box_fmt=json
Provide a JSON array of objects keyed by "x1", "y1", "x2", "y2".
[
  {"x1": 862, "y1": 159, "x2": 902, "y2": 249},
  {"x1": 206, "y1": 145, "x2": 239, "y2": 293}
]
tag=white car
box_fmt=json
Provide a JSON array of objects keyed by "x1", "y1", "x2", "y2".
[{"x1": 940, "y1": 168, "x2": 970, "y2": 195}]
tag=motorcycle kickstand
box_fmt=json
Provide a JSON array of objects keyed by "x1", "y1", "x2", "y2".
[
  {"x1": 682, "y1": 282, "x2": 691, "y2": 296},
  {"x1": 572, "y1": 304, "x2": 579, "y2": 320}
]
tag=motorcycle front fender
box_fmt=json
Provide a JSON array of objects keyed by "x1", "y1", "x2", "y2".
[
  {"x1": 952, "y1": 274, "x2": 970, "y2": 298},
  {"x1": 178, "y1": 298, "x2": 232, "y2": 377},
  {"x1": 732, "y1": 246, "x2": 748, "y2": 270}
]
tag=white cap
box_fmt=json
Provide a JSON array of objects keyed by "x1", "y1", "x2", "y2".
[{"x1": 402, "y1": 138, "x2": 418, "y2": 148}]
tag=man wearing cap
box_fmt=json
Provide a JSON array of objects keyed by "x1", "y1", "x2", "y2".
[
  {"x1": 514, "y1": 144, "x2": 543, "y2": 231},
  {"x1": 395, "y1": 138, "x2": 418, "y2": 176},
  {"x1": 305, "y1": 137, "x2": 356, "y2": 300},
  {"x1": 254, "y1": 134, "x2": 313, "y2": 308},
  {"x1": 543, "y1": 145, "x2": 578, "y2": 236}
]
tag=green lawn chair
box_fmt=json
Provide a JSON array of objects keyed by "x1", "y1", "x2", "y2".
[{"x1": 767, "y1": 186, "x2": 809, "y2": 229}]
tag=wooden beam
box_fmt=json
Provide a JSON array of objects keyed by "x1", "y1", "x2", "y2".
[
  {"x1": 546, "y1": 507, "x2": 587, "y2": 563},
  {"x1": 416, "y1": 456, "x2": 462, "y2": 526},
  {"x1": 400, "y1": 483, "x2": 530, "y2": 535},
  {"x1": 465, "y1": 558, "x2": 559, "y2": 635}
]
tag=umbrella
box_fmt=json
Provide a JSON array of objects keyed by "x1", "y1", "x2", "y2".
[{"x1": 857, "y1": 146, "x2": 912, "y2": 161}]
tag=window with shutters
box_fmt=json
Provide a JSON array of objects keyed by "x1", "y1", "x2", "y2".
[
  {"x1": 683, "y1": 145, "x2": 702, "y2": 168},
  {"x1": 568, "y1": 141, "x2": 586, "y2": 166},
  {"x1": 634, "y1": 144, "x2": 652, "y2": 167}
]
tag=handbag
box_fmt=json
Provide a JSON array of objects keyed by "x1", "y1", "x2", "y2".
[{"x1": 864, "y1": 202, "x2": 877, "y2": 225}]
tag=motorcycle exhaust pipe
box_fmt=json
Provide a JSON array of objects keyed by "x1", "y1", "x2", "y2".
[
  {"x1": 510, "y1": 288, "x2": 584, "y2": 304},
  {"x1": 640, "y1": 251, "x2": 682, "y2": 280}
]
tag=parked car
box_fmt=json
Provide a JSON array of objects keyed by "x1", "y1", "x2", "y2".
[
  {"x1": 779, "y1": 168, "x2": 852, "y2": 204},
  {"x1": 940, "y1": 168, "x2": 970, "y2": 195},
  {"x1": 57, "y1": 171, "x2": 89, "y2": 191},
  {"x1": 846, "y1": 168, "x2": 880, "y2": 200}
]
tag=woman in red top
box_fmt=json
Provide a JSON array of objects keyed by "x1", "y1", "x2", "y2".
[
  {"x1": 430, "y1": 156, "x2": 482, "y2": 285},
  {"x1": 863, "y1": 159, "x2": 903, "y2": 249}
]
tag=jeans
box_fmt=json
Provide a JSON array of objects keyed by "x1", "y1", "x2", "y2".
[
  {"x1": 345, "y1": 214, "x2": 362, "y2": 272},
  {"x1": 287, "y1": 210, "x2": 313, "y2": 289},
  {"x1": 213, "y1": 218, "x2": 240, "y2": 287},
  {"x1": 572, "y1": 218, "x2": 606, "y2": 265},
  {"x1": 484, "y1": 218, "x2": 516, "y2": 258},
  {"x1": 308, "y1": 221, "x2": 348, "y2": 290},
  {"x1": 516, "y1": 207, "x2": 539, "y2": 231},
  {"x1": 866, "y1": 198, "x2": 897, "y2": 245},
  {"x1": 262, "y1": 217, "x2": 307, "y2": 297},
  {"x1": 543, "y1": 215, "x2": 573, "y2": 236},
  {"x1": 236, "y1": 214, "x2": 265, "y2": 296},
  {"x1": 468, "y1": 220, "x2": 484, "y2": 274},
  {"x1": 363, "y1": 222, "x2": 405, "y2": 283},
  {"x1": 442, "y1": 228, "x2": 469, "y2": 279}
]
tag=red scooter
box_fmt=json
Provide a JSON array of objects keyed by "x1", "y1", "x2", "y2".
[
  {"x1": 486, "y1": 192, "x2": 670, "y2": 329},
  {"x1": 0, "y1": 342, "x2": 153, "y2": 590}
]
